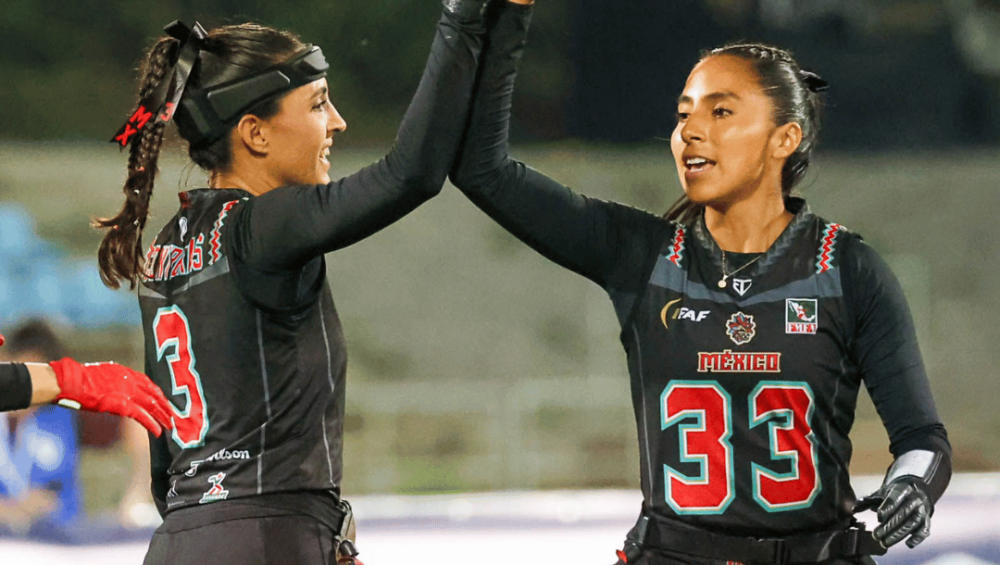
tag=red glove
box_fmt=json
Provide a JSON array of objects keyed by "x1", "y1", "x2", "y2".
[{"x1": 49, "y1": 358, "x2": 173, "y2": 437}]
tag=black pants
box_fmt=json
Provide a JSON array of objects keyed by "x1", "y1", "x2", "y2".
[
  {"x1": 630, "y1": 549, "x2": 878, "y2": 565},
  {"x1": 144, "y1": 514, "x2": 337, "y2": 565}
]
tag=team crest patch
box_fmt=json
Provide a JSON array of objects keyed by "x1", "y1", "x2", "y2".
[
  {"x1": 726, "y1": 312, "x2": 756, "y2": 345},
  {"x1": 786, "y1": 299, "x2": 818, "y2": 334},
  {"x1": 199, "y1": 472, "x2": 230, "y2": 504}
]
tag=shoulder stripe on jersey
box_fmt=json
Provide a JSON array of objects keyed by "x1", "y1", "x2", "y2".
[
  {"x1": 138, "y1": 257, "x2": 231, "y2": 299},
  {"x1": 667, "y1": 225, "x2": 687, "y2": 267},
  {"x1": 816, "y1": 223, "x2": 843, "y2": 274}
]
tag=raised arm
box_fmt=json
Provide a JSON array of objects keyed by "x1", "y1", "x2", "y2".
[
  {"x1": 448, "y1": 1, "x2": 665, "y2": 288},
  {"x1": 233, "y1": 1, "x2": 492, "y2": 271}
]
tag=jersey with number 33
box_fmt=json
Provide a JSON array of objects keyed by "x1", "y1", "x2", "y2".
[{"x1": 624, "y1": 200, "x2": 946, "y2": 536}]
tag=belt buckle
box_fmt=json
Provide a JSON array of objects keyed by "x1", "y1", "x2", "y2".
[
  {"x1": 769, "y1": 538, "x2": 789, "y2": 565},
  {"x1": 844, "y1": 527, "x2": 860, "y2": 555}
]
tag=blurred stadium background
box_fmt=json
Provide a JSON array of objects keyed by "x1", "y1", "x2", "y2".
[{"x1": 0, "y1": 0, "x2": 998, "y2": 563}]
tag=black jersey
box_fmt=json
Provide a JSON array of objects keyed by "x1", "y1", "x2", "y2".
[
  {"x1": 450, "y1": 1, "x2": 949, "y2": 539},
  {"x1": 626, "y1": 207, "x2": 919, "y2": 536},
  {"x1": 140, "y1": 189, "x2": 347, "y2": 513},
  {"x1": 138, "y1": 8, "x2": 488, "y2": 517}
]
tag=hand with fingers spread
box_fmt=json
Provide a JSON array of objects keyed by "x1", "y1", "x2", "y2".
[
  {"x1": 855, "y1": 476, "x2": 933, "y2": 549},
  {"x1": 49, "y1": 358, "x2": 173, "y2": 437}
]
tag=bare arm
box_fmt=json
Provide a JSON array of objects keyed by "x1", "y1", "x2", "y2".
[{"x1": 26, "y1": 364, "x2": 59, "y2": 405}]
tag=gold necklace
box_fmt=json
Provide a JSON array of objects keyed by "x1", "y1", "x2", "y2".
[{"x1": 718, "y1": 250, "x2": 762, "y2": 289}]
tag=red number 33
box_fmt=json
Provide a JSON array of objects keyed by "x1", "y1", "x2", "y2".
[
  {"x1": 153, "y1": 306, "x2": 210, "y2": 448},
  {"x1": 661, "y1": 381, "x2": 819, "y2": 514}
]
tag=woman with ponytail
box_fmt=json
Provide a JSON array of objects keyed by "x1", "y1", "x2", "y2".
[
  {"x1": 95, "y1": 1, "x2": 525, "y2": 563},
  {"x1": 451, "y1": 8, "x2": 951, "y2": 564}
]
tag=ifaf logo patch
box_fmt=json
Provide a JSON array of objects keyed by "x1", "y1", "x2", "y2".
[
  {"x1": 786, "y1": 299, "x2": 818, "y2": 334},
  {"x1": 726, "y1": 312, "x2": 756, "y2": 345}
]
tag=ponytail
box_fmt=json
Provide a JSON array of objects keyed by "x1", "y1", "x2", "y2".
[
  {"x1": 98, "y1": 23, "x2": 306, "y2": 289},
  {"x1": 96, "y1": 38, "x2": 175, "y2": 289}
]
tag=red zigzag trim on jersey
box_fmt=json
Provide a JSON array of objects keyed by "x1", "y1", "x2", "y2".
[
  {"x1": 667, "y1": 225, "x2": 686, "y2": 267},
  {"x1": 816, "y1": 223, "x2": 842, "y2": 273},
  {"x1": 210, "y1": 200, "x2": 240, "y2": 265}
]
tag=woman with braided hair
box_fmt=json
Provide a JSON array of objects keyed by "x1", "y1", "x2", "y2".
[
  {"x1": 95, "y1": 1, "x2": 529, "y2": 563},
  {"x1": 451, "y1": 6, "x2": 951, "y2": 564}
]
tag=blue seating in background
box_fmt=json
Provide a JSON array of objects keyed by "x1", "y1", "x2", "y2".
[{"x1": 0, "y1": 204, "x2": 139, "y2": 329}]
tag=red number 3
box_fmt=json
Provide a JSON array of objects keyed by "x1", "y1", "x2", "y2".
[
  {"x1": 661, "y1": 381, "x2": 818, "y2": 514},
  {"x1": 153, "y1": 306, "x2": 209, "y2": 448}
]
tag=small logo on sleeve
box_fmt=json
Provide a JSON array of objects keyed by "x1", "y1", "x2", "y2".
[{"x1": 786, "y1": 299, "x2": 818, "y2": 334}]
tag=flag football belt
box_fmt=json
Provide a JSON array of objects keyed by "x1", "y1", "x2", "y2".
[
  {"x1": 224, "y1": 491, "x2": 360, "y2": 561},
  {"x1": 643, "y1": 518, "x2": 887, "y2": 565}
]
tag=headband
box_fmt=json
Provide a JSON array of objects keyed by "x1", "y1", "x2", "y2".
[{"x1": 111, "y1": 20, "x2": 329, "y2": 149}]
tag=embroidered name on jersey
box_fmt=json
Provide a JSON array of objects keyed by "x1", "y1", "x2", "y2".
[
  {"x1": 142, "y1": 199, "x2": 243, "y2": 282},
  {"x1": 698, "y1": 350, "x2": 781, "y2": 373}
]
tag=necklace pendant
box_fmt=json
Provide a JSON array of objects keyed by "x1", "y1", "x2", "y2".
[{"x1": 718, "y1": 278, "x2": 727, "y2": 289}]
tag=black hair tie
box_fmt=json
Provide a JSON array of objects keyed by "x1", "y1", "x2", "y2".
[
  {"x1": 110, "y1": 20, "x2": 206, "y2": 149},
  {"x1": 799, "y1": 69, "x2": 830, "y2": 93}
]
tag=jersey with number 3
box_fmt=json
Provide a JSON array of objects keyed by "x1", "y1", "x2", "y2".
[{"x1": 139, "y1": 189, "x2": 346, "y2": 515}]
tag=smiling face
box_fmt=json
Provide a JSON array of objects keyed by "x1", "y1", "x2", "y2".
[
  {"x1": 670, "y1": 55, "x2": 792, "y2": 208},
  {"x1": 259, "y1": 77, "x2": 346, "y2": 187}
]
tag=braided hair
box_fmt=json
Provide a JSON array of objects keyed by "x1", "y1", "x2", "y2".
[
  {"x1": 665, "y1": 43, "x2": 827, "y2": 225},
  {"x1": 95, "y1": 37, "x2": 175, "y2": 289},
  {"x1": 96, "y1": 24, "x2": 304, "y2": 289}
]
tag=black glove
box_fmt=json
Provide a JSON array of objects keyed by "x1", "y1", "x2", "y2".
[
  {"x1": 442, "y1": 0, "x2": 492, "y2": 22},
  {"x1": 855, "y1": 476, "x2": 933, "y2": 549}
]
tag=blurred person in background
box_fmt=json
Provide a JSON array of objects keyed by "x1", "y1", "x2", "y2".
[
  {"x1": 450, "y1": 4, "x2": 950, "y2": 564},
  {"x1": 0, "y1": 319, "x2": 81, "y2": 539},
  {"x1": 93, "y1": 0, "x2": 531, "y2": 563}
]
